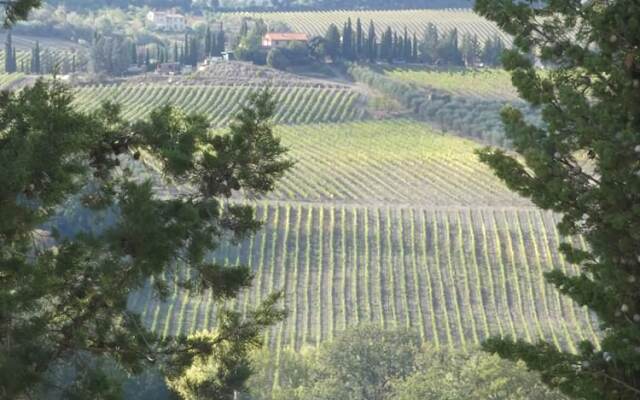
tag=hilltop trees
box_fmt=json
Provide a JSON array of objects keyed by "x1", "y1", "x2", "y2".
[
  {"x1": 0, "y1": 79, "x2": 292, "y2": 398},
  {"x1": 475, "y1": 0, "x2": 640, "y2": 397},
  {"x1": 318, "y1": 19, "x2": 497, "y2": 66}
]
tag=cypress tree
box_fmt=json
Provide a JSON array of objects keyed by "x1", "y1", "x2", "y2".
[
  {"x1": 183, "y1": 33, "x2": 189, "y2": 64},
  {"x1": 391, "y1": 32, "x2": 404, "y2": 59},
  {"x1": 33, "y1": 41, "x2": 40, "y2": 74},
  {"x1": 190, "y1": 37, "x2": 198, "y2": 66},
  {"x1": 355, "y1": 18, "x2": 364, "y2": 59},
  {"x1": 239, "y1": 19, "x2": 249, "y2": 38},
  {"x1": 216, "y1": 24, "x2": 225, "y2": 55},
  {"x1": 5, "y1": 30, "x2": 15, "y2": 73},
  {"x1": 325, "y1": 24, "x2": 341, "y2": 61},
  {"x1": 342, "y1": 18, "x2": 353, "y2": 60},
  {"x1": 367, "y1": 20, "x2": 376, "y2": 62},
  {"x1": 204, "y1": 26, "x2": 212, "y2": 57},
  {"x1": 381, "y1": 27, "x2": 393, "y2": 63},
  {"x1": 130, "y1": 43, "x2": 137, "y2": 65},
  {"x1": 403, "y1": 27, "x2": 411, "y2": 61}
]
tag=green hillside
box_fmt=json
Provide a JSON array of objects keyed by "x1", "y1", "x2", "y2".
[{"x1": 126, "y1": 121, "x2": 598, "y2": 363}]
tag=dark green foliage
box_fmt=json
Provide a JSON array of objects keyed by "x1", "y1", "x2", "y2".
[
  {"x1": 4, "y1": 30, "x2": 16, "y2": 73},
  {"x1": 349, "y1": 65, "x2": 539, "y2": 147},
  {"x1": 0, "y1": 80, "x2": 292, "y2": 398},
  {"x1": 89, "y1": 33, "x2": 135, "y2": 75},
  {"x1": 323, "y1": 23, "x2": 341, "y2": 61},
  {"x1": 419, "y1": 22, "x2": 439, "y2": 63},
  {"x1": 1, "y1": 0, "x2": 40, "y2": 27},
  {"x1": 481, "y1": 34, "x2": 505, "y2": 67},
  {"x1": 474, "y1": 0, "x2": 640, "y2": 397},
  {"x1": 341, "y1": 18, "x2": 354, "y2": 60},
  {"x1": 317, "y1": 17, "x2": 490, "y2": 66},
  {"x1": 235, "y1": 19, "x2": 268, "y2": 65},
  {"x1": 247, "y1": 326, "x2": 566, "y2": 400}
]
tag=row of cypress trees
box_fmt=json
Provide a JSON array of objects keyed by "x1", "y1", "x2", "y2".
[
  {"x1": 322, "y1": 19, "x2": 505, "y2": 66},
  {"x1": 4, "y1": 31, "x2": 51, "y2": 74}
]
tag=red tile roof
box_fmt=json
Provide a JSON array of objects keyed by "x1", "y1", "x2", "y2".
[{"x1": 263, "y1": 32, "x2": 309, "y2": 41}]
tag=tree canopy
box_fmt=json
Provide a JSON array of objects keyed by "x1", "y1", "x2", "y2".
[
  {"x1": 474, "y1": 0, "x2": 640, "y2": 397},
  {"x1": 0, "y1": 79, "x2": 292, "y2": 398},
  {"x1": 247, "y1": 325, "x2": 566, "y2": 400}
]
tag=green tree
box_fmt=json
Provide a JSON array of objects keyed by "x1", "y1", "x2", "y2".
[
  {"x1": 235, "y1": 19, "x2": 268, "y2": 65},
  {"x1": 342, "y1": 18, "x2": 354, "y2": 60},
  {"x1": 474, "y1": 0, "x2": 640, "y2": 398},
  {"x1": 355, "y1": 18, "x2": 364, "y2": 59},
  {"x1": 419, "y1": 22, "x2": 439, "y2": 64},
  {"x1": 367, "y1": 20, "x2": 377, "y2": 62},
  {"x1": 216, "y1": 23, "x2": 226, "y2": 56},
  {"x1": 267, "y1": 47, "x2": 290, "y2": 70},
  {"x1": 0, "y1": 0, "x2": 40, "y2": 26},
  {"x1": 437, "y1": 28, "x2": 463, "y2": 66},
  {"x1": 380, "y1": 27, "x2": 393, "y2": 63},
  {"x1": 0, "y1": 80, "x2": 292, "y2": 398},
  {"x1": 247, "y1": 326, "x2": 564, "y2": 400},
  {"x1": 481, "y1": 34, "x2": 504, "y2": 67},
  {"x1": 4, "y1": 30, "x2": 16, "y2": 73},
  {"x1": 323, "y1": 23, "x2": 341, "y2": 61},
  {"x1": 204, "y1": 25, "x2": 212, "y2": 57},
  {"x1": 390, "y1": 349, "x2": 566, "y2": 400},
  {"x1": 461, "y1": 33, "x2": 480, "y2": 66}
]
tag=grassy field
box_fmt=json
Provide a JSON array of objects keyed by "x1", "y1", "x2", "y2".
[
  {"x1": 236, "y1": 9, "x2": 511, "y2": 45},
  {"x1": 384, "y1": 67, "x2": 519, "y2": 100},
  {"x1": 126, "y1": 121, "x2": 597, "y2": 365},
  {"x1": 71, "y1": 84, "x2": 367, "y2": 126}
]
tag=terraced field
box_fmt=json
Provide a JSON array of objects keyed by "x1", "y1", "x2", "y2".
[
  {"x1": 384, "y1": 67, "x2": 519, "y2": 100},
  {"x1": 237, "y1": 9, "x2": 511, "y2": 45},
  {"x1": 71, "y1": 84, "x2": 367, "y2": 126},
  {"x1": 127, "y1": 121, "x2": 598, "y2": 368}
]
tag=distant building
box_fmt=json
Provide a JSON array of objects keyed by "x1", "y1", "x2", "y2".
[
  {"x1": 146, "y1": 10, "x2": 186, "y2": 31},
  {"x1": 262, "y1": 32, "x2": 309, "y2": 49}
]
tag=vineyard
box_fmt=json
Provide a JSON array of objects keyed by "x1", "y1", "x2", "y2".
[
  {"x1": 262, "y1": 121, "x2": 528, "y2": 205},
  {"x1": 236, "y1": 9, "x2": 512, "y2": 45},
  {"x1": 122, "y1": 120, "x2": 597, "y2": 379},
  {"x1": 384, "y1": 67, "x2": 519, "y2": 100},
  {"x1": 0, "y1": 48, "x2": 88, "y2": 73},
  {"x1": 71, "y1": 84, "x2": 367, "y2": 126},
  {"x1": 0, "y1": 72, "x2": 27, "y2": 90},
  {"x1": 127, "y1": 204, "x2": 598, "y2": 356}
]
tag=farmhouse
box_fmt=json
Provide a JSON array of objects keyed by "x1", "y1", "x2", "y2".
[
  {"x1": 262, "y1": 32, "x2": 309, "y2": 48},
  {"x1": 146, "y1": 10, "x2": 186, "y2": 31}
]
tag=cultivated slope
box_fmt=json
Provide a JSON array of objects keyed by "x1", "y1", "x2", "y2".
[{"x1": 127, "y1": 120, "x2": 598, "y2": 358}]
